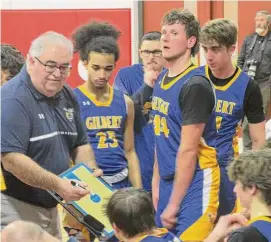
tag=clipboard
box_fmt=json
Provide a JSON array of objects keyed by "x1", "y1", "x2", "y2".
[{"x1": 48, "y1": 163, "x2": 114, "y2": 241}]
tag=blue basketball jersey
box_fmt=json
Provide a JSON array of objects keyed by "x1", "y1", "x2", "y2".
[
  {"x1": 200, "y1": 65, "x2": 250, "y2": 165},
  {"x1": 139, "y1": 228, "x2": 181, "y2": 242},
  {"x1": 152, "y1": 66, "x2": 218, "y2": 178},
  {"x1": 250, "y1": 216, "x2": 271, "y2": 241},
  {"x1": 74, "y1": 85, "x2": 128, "y2": 175}
]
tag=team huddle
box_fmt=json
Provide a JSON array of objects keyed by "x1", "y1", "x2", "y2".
[{"x1": 1, "y1": 8, "x2": 271, "y2": 242}]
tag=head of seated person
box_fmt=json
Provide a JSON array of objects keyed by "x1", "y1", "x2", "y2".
[
  {"x1": 1, "y1": 220, "x2": 60, "y2": 242},
  {"x1": 105, "y1": 187, "x2": 180, "y2": 242},
  {"x1": 1, "y1": 43, "x2": 25, "y2": 86},
  {"x1": 228, "y1": 147, "x2": 271, "y2": 219}
]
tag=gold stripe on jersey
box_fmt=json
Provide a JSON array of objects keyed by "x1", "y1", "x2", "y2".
[
  {"x1": 205, "y1": 65, "x2": 242, "y2": 91},
  {"x1": 78, "y1": 84, "x2": 114, "y2": 107},
  {"x1": 161, "y1": 66, "x2": 197, "y2": 90}
]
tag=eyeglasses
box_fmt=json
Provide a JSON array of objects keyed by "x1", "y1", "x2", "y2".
[
  {"x1": 35, "y1": 57, "x2": 72, "y2": 75},
  {"x1": 140, "y1": 50, "x2": 162, "y2": 57}
]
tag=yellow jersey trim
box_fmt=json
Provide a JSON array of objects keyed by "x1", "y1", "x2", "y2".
[
  {"x1": 248, "y1": 216, "x2": 271, "y2": 225},
  {"x1": 161, "y1": 65, "x2": 198, "y2": 90},
  {"x1": 0, "y1": 169, "x2": 6, "y2": 191},
  {"x1": 137, "y1": 228, "x2": 169, "y2": 241},
  {"x1": 205, "y1": 65, "x2": 242, "y2": 91},
  {"x1": 78, "y1": 85, "x2": 114, "y2": 107}
]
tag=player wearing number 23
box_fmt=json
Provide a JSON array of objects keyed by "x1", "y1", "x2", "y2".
[
  {"x1": 199, "y1": 19, "x2": 266, "y2": 217},
  {"x1": 73, "y1": 21, "x2": 142, "y2": 190}
]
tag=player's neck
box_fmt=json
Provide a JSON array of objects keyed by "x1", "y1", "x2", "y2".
[
  {"x1": 211, "y1": 63, "x2": 235, "y2": 79},
  {"x1": 167, "y1": 52, "x2": 192, "y2": 77},
  {"x1": 250, "y1": 198, "x2": 271, "y2": 220},
  {"x1": 84, "y1": 82, "x2": 110, "y2": 102}
]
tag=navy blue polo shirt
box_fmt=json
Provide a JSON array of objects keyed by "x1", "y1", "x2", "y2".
[{"x1": 1, "y1": 66, "x2": 88, "y2": 208}]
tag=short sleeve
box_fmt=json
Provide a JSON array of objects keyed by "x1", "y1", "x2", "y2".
[
  {"x1": 1, "y1": 99, "x2": 31, "y2": 154},
  {"x1": 114, "y1": 70, "x2": 131, "y2": 95},
  {"x1": 244, "y1": 79, "x2": 265, "y2": 124},
  {"x1": 179, "y1": 76, "x2": 215, "y2": 125}
]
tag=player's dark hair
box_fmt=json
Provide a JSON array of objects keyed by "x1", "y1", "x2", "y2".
[
  {"x1": 140, "y1": 31, "x2": 161, "y2": 45},
  {"x1": 105, "y1": 188, "x2": 156, "y2": 238},
  {"x1": 1, "y1": 44, "x2": 24, "y2": 76},
  {"x1": 72, "y1": 21, "x2": 121, "y2": 62}
]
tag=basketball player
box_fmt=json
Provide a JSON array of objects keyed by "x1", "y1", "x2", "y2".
[
  {"x1": 147, "y1": 9, "x2": 219, "y2": 241},
  {"x1": 114, "y1": 31, "x2": 165, "y2": 192},
  {"x1": 63, "y1": 21, "x2": 142, "y2": 241},
  {"x1": 199, "y1": 19, "x2": 266, "y2": 217},
  {"x1": 72, "y1": 21, "x2": 142, "y2": 190}
]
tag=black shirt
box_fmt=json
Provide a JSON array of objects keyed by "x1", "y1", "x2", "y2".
[
  {"x1": 163, "y1": 73, "x2": 215, "y2": 125},
  {"x1": 132, "y1": 68, "x2": 215, "y2": 126},
  {"x1": 228, "y1": 225, "x2": 268, "y2": 242},
  {"x1": 208, "y1": 67, "x2": 265, "y2": 124}
]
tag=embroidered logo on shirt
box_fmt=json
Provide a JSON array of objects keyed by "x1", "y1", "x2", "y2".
[
  {"x1": 38, "y1": 113, "x2": 45, "y2": 119},
  {"x1": 82, "y1": 101, "x2": 91, "y2": 106},
  {"x1": 63, "y1": 108, "x2": 74, "y2": 121}
]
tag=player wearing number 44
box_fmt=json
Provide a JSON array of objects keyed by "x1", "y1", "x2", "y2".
[
  {"x1": 72, "y1": 21, "x2": 142, "y2": 190},
  {"x1": 199, "y1": 19, "x2": 266, "y2": 218},
  {"x1": 141, "y1": 9, "x2": 219, "y2": 241}
]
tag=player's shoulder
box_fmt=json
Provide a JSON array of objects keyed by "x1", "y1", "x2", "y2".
[
  {"x1": 117, "y1": 64, "x2": 143, "y2": 76},
  {"x1": 228, "y1": 225, "x2": 267, "y2": 242},
  {"x1": 188, "y1": 74, "x2": 211, "y2": 89}
]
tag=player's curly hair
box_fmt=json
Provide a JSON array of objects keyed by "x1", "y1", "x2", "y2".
[
  {"x1": 228, "y1": 148, "x2": 271, "y2": 206},
  {"x1": 1, "y1": 44, "x2": 24, "y2": 76},
  {"x1": 72, "y1": 21, "x2": 121, "y2": 62},
  {"x1": 162, "y1": 9, "x2": 200, "y2": 56}
]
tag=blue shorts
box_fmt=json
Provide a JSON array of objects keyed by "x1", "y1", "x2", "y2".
[
  {"x1": 217, "y1": 166, "x2": 236, "y2": 217},
  {"x1": 155, "y1": 166, "x2": 220, "y2": 241}
]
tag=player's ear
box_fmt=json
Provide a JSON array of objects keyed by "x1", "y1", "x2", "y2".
[
  {"x1": 112, "y1": 223, "x2": 123, "y2": 240},
  {"x1": 83, "y1": 60, "x2": 89, "y2": 70},
  {"x1": 229, "y1": 44, "x2": 236, "y2": 56},
  {"x1": 188, "y1": 36, "x2": 197, "y2": 49}
]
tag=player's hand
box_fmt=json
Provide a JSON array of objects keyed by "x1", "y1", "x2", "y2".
[
  {"x1": 204, "y1": 213, "x2": 248, "y2": 242},
  {"x1": 56, "y1": 179, "x2": 90, "y2": 202},
  {"x1": 144, "y1": 65, "x2": 160, "y2": 88},
  {"x1": 161, "y1": 204, "x2": 179, "y2": 229},
  {"x1": 92, "y1": 168, "x2": 103, "y2": 177}
]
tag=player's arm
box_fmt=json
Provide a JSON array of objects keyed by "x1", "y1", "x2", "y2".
[
  {"x1": 204, "y1": 214, "x2": 248, "y2": 242},
  {"x1": 123, "y1": 95, "x2": 142, "y2": 188},
  {"x1": 244, "y1": 80, "x2": 266, "y2": 150},
  {"x1": 131, "y1": 67, "x2": 161, "y2": 116},
  {"x1": 152, "y1": 148, "x2": 160, "y2": 210},
  {"x1": 72, "y1": 144, "x2": 102, "y2": 176},
  {"x1": 161, "y1": 76, "x2": 215, "y2": 227}
]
